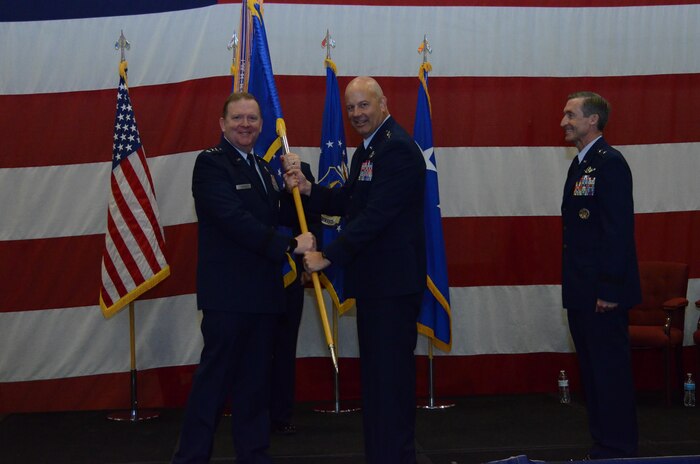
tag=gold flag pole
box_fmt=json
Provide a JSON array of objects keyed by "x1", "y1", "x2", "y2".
[
  {"x1": 237, "y1": 0, "x2": 338, "y2": 372},
  {"x1": 242, "y1": 0, "x2": 338, "y2": 373},
  {"x1": 283, "y1": 135, "x2": 339, "y2": 374},
  {"x1": 107, "y1": 31, "x2": 159, "y2": 422}
]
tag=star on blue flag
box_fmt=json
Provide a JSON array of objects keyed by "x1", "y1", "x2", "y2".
[
  {"x1": 318, "y1": 59, "x2": 354, "y2": 313},
  {"x1": 414, "y1": 65, "x2": 452, "y2": 352}
]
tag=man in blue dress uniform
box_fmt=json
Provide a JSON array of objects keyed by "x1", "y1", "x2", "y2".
[
  {"x1": 285, "y1": 76, "x2": 426, "y2": 464},
  {"x1": 172, "y1": 92, "x2": 314, "y2": 464},
  {"x1": 560, "y1": 91, "x2": 641, "y2": 459}
]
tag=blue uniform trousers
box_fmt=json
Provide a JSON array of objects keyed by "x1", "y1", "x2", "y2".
[
  {"x1": 173, "y1": 311, "x2": 276, "y2": 464},
  {"x1": 567, "y1": 307, "x2": 638, "y2": 458},
  {"x1": 356, "y1": 293, "x2": 421, "y2": 464}
]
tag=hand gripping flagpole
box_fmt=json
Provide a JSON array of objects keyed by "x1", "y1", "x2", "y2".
[
  {"x1": 415, "y1": 34, "x2": 454, "y2": 410},
  {"x1": 281, "y1": 132, "x2": 339, "y2": 374},
  {"x1": 107, "y1": 31, "x2": 159, "y2": 422}
]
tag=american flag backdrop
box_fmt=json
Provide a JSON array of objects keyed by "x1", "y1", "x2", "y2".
[{"x1": 1, "y1": 0, "x2": 699, "y2": 412}]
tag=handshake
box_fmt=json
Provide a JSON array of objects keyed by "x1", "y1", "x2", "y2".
[{"x1": 282, "y1": 153, "x2": 331, "y2": 273}]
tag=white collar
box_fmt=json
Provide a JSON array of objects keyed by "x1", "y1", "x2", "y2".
[
  {"x1": 577, "y1": 135, "x2": 602, "y2": 163},
  {"x1": 362, "y1": 115, "x2": 391, "y2": 148}
]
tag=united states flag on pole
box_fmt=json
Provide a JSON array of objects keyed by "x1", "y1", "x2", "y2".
[{"x1": 99, "y1": 63, "x2": 170, "y2": 319}]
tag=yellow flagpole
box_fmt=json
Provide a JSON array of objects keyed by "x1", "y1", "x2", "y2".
[{"x1": 285, "y1": 137, "x2": 339, "y2": 373}]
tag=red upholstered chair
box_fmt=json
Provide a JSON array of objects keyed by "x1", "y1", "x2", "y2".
[{"x1": 628, "y1": 261, "x2": 689, "y2": 405}]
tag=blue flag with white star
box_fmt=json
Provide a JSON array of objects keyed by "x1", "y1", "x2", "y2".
[
  {"x1": 318, "y1": 59, "x2": 355, "y2": 314},
  {"x1": 414, "y1": 64, "x2": 452, "y2": 352}
]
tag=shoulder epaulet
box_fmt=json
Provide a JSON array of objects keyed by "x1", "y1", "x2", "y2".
[
  {"x1": 597, "y1": 147, "x2": 608, "y2": 158},
  {"x1": 204, "y1": 147, "x2": 223, "y2": 154}
]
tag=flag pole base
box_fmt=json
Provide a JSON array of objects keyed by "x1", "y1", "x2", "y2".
[
  {"x1": 106, "y1": 409, "x2": 159, "y2": 422},
  {"x1": 107, "y1": 367, "x2": 159, "y2": 421},
  {"x1": 416, "y1": 398, "x2": 455, "y2": 410},
  {"x1": 313, "y1": 400, "x2": 361, "y2": 414}
]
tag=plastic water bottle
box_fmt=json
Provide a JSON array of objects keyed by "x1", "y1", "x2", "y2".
[
  {"x1": 558, "y1": 370, "x2": 571, "y2": 404},
  {"x1": 683, "y1": 373, "x2": 695, "y2": 407}
]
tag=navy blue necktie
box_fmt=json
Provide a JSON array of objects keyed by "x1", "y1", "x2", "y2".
[{"x1": 247, "y1": 154, "x2": 267, "y2": 193}]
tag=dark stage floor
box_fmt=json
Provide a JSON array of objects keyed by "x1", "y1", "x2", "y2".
[{"x1": 2, "y1": 393, "x2": 699, "y2": 463}]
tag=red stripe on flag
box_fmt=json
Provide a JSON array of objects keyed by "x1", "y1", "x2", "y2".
[
  {"x1": 3, "y1": 74, "x2": 699, "y2": 168},
  {"x1": 408, "y1": 73, "x2": 700, "y2": 148},
  {"x1": 136, "y1": 149, "x2": 168, "y2": 252},
  {"x1": 104, "y1": 212, "x2": 138, "y2": 293},
  {"x1": 118, "y1": 155, "x2": 164, "y2": 274},
  {"x1": 106, "y1": 179, "x2": 147, "y2": 287},
  {"x1": 0, "y1": 223, "x2": 196, "y2": 313},
  {"x1": 139, "y1": 149, "x2": 158, "y2": 198},
  {"x1": 444, "y1": 210, "x2": 700, "y2": 287},
  {"x1": 444, "y1": 216, "x2": 562, "y2": 287},
  {"x1": 2, "y1": 212, "x2": 698, "y2": 313},
  {"x1": 100, "y1": 244, "x2": 122, "y2": 307}
]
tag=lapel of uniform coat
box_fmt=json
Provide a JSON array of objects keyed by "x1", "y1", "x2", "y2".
[
  {"x1": 244, "y1": 153, "x2": 271, "y2": 200},
  {"x1": 346, "y1": 142, "x2": 367, "y2": 190},
  {"x1": 220, "y1": 141, "x2": 270, "y2": 203},
  {"x1": 346, "y1": 117, "x2": 393, "y2": 189},
  {"x1": 257, "y1": 159, "x2": 282, "y2": 209},
  {"x1": 366, "y1": 117, "x2": 393, "y2": 159}
]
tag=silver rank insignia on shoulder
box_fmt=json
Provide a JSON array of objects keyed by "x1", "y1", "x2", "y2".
[
  {"x1": 584, "y1": 166, "x2": 596, "y2": 174},
  {"x1": 385, "y1": 130, "x2": 392, "y2": 139},
  {"x1": 579, "y1": 208, "x2": 590, "y2": 220}
]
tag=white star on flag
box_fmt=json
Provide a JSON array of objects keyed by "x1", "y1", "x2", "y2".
[{"x1": 422, "y1": 146, "x2": 437, "y2": 172}]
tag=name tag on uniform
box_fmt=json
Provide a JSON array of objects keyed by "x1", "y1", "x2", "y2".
[
  {"x1": 358, "y1": 160, "x2": 373, "y2": 181},
  {"x1": 573, "y1": 175, "x2": 595, "y2": 196},
  {"x1": 236, "y1": 183, "x2": 252, "y2": 190}
]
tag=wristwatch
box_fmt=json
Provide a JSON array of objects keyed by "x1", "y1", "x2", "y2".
[{"x1": 287, "y1": 238, "x2": 298, "y2": 253}]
